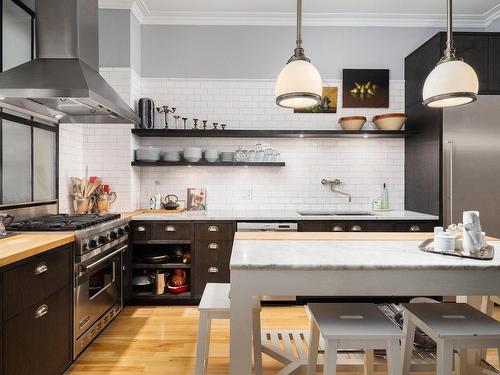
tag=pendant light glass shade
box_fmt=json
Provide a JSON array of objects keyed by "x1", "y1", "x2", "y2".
[
  {"x1": 423, "y1": 60, "x2": 479, "y2": 108},
  {"x1": 422, "y1": 0, "x2": 478, "y2": 108},
  {"x1": 275, "y1": 0, "x2": 322, "y2": 109},
  {"x1": 275, "y1": 59, "x2": 322, "y2": 109}
]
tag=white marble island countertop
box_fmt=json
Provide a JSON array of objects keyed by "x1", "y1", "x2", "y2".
[
  {"x1": 132, "y1": 209, "x2": 438, "y2": 221},
  {"x1": 230, "y1": 232, "x2": 500, "y2": 271}
]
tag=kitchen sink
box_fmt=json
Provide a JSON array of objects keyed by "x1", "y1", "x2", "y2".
[{"x1": 297, "y1": 210, "x2": 374, "y2": 216}]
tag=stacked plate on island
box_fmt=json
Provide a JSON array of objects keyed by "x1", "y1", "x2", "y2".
[{"x1": 220, "y1": 152, "x2": 234, "y2": 162}]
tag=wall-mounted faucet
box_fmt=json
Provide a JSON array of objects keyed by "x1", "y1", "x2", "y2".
[{"x1": 321, "y1": 179, "x2": 352, "y2": 202}]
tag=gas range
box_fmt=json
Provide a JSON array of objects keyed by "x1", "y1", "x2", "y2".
[
  {"x1": 8, "y1": 213, "x2": 130, "y2": 260},
  {"x1": 8, "y1": 213, "x2": 131, "y2": 359}
]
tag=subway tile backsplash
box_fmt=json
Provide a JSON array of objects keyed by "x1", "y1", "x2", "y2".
[{"x1": 59, "y1": 68, "x2": 405, "y2": 213}]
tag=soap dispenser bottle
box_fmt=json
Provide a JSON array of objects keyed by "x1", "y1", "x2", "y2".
[{"x1": 381, "y1": 183, "x2": 389, "y2": 209}]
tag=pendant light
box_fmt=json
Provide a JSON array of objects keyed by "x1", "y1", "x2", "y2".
[
  {"x1": 422, "y1": 0, "x2": 479, "y2": 108},
  {"x1": 275, "y1": 0, "x2": 322, "y2": 109}
]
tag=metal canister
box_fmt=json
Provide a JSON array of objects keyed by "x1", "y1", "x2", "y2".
[{"x1": 138, "y1": 98, "x2": 155, "y2": 128}]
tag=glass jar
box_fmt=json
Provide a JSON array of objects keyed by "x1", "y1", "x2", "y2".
[{"x1": 234, "y1": 146, "x2": 247, "y2": 162}]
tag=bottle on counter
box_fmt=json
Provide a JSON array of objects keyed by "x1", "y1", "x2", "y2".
[
  {"x1": 153, "y1": 180, "x2": 162, "y2": 210},
  {"x1": 380, "y1": 183, "x2": 389, "y2": 209}
]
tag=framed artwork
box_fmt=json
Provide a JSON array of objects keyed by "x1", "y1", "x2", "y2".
[
  {"x1": 342, "y1": 69, "x2": 389, "y2": 108},
  {"x1": 294, "y1": 87, "x2": 338, "y2": 113},
  {"x1": 187, "y1": 188, "x2": 206, "y2": 211}
]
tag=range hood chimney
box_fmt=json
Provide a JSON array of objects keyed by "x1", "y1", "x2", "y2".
[{"x1": 0, "y1": 0, "x2": 140, "y2": 124}]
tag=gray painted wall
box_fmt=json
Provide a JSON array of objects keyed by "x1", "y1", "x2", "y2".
[
  {"x1": 130, "y1": 12, "x2": 141, "y2": 73},
  {"x1": 99, "y1": 9, "x2": 131, "y2": 68},
  {"x1": 140, "y1": 25, "x2": 443, "y2": 79},
  {"x1": 487, "y1": 19, "x2": 500, "y2": 32}
]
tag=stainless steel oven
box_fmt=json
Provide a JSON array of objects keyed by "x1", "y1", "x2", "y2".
[{"x1": 74, "y1": 242, "x2": 126, "y2": 358}]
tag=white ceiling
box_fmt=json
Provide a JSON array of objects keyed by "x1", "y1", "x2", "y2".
[{"x1": 99, "y1": 0, "x2": 500, "y2": 27}]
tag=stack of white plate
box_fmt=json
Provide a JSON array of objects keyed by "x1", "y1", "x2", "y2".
[
  {"x1": 220, "y1": 152, "x2": 234, "y2": 162},
  {"x1": 183, "y1": 147, "x2": 202, "y2": 162},
  {"x1": 135, "y1": 148, "x2": 161, "y2": 162},
  {"x1": 204, "y1": 149, "x2": 219, "y2": 163},
  {"x1": 162, "y1": 150, "x2": 181, "y2": 162}
]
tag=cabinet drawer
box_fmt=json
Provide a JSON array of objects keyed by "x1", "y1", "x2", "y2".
[
  {"x1": 194, "y1": 263, "x2": 230, "y2": 297},
  {"x1": 3, "y1": 286, "x2": 72, "y2": 375},
  {"x1": 346, "y1": 221, "x2": 395, "y2": 232},
  {"x1": 3, "y1": 245, "x2": 71, "y2": 320},
  {"x1": 395, "y1": 222, "x2": 436, "y2": 232},
  {"x1": 195, "y1": 240, "x2": 233, "y2": 268},
  {"x1": 195, "y1": 223, "x2": 234, "y2": 241},
  {"x1": 300, "y1": 222, "x2": 346, "y2": 232},
  {"x1": 151, "y1": 222, "x2": 192, "y2": 241},
  {"x1": 131, "y1": 222, "x2": 151, "y2": 242}
]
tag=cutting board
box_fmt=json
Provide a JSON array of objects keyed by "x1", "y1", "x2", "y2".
[{"x1": 145, "y1": 208, "x2": 186, "y2": 214}]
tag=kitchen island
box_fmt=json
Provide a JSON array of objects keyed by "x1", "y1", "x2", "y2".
[{"x1": 229, "y1": 232, "x2": 500, "y2": 375}]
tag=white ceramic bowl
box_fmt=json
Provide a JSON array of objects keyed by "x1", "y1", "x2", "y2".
[
  {"x1": 184, "y1": 155, "x2": 202, "y2": 163},
  {"x1": 184, "y1": 147, "x2": 202, "y2": 155},
  {"x1": 135, "y1": 148, "x2": 161, "y2": 162},
  {"x1": 339, "y1": 116, "x2": 367, "y2": 131},
  {"x1": 373, "y1": 113, "x2": 407, "y2": 131}
]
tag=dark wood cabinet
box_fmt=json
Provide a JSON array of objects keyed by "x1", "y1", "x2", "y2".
[
  {"x1": 193, "y1": 223, "x2": 235, "y2": 297},
  {"x1": 150, "y1": 222, "x2": 192, "y2": 242},
  {"x1": 489, "y1": 35, "x2": 500, "y2": 92},
  {"x1": 405, "y1": 32, "x2": 500, "y2": 219},
  {"x1": 3, "y1": 286, "x2": 72, "y2": 375},
  {"x1": 299, "y1": 220, "x2": 438, "y2": 232},
  {"x1": 1, "y1": 244, "x2": 73, "y2": 375},
  {"x1": 451, "y1": 34, "x2": 490, "y2": 92},
  {"x1": 131, "y1": 221, "x2": 150, "y2": 242}
]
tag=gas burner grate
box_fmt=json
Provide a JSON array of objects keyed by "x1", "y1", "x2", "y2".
[{"x1": 8, "y1": 214, "x2": 121, "y2": 231}]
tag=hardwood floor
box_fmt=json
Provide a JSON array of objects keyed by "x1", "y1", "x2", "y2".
[{"x1": 67, "y1": 305, "x2": 500, "y2": 375}]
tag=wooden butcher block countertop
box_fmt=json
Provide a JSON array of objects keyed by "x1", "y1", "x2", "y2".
[{"x1": 0, "y1": 233, "x2": 75, "y2": 267}]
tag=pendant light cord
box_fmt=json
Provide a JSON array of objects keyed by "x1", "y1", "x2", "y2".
[
  {"x1": 288, "y1": 0, "x2": 310, "y2": 63},
  {"x1": 441, "y1": 0, "x2": 457, "y2": 63}
]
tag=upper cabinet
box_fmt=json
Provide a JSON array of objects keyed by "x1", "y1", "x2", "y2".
[
  {"x1": 1, "y1": 0, "x2": 35, "y2": 71},
  {"x1": 451, "y1": 34, "x2": 490, "y2": 93},
  {"x1": 489, "y1": 35, "x2": 500, "y2": 93}
]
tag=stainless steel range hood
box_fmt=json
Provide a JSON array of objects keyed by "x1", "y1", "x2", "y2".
[{"x1": 0, "y1": 0, "x2": 140, "y2": 124}]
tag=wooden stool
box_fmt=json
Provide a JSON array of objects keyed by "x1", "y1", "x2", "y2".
[
  {"x1": 306, "y1": 303, "x2": 404, "y2": 375},
  {"x1": 401, "y1": 303, "x2": 500, "y2": 375},
  {"x1": 195, "y1": 283, "x2": 262, "y2": 375}
]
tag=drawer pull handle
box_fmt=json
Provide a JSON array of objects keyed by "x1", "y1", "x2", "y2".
[
  {"x1": 35, "y1": 304, "x2": 48, "y2": 319},
  {"x1": 208, "y1": 266, "x2": 219, "y2": 273},
  {"x1": 136, "y1": 226, "x2": 146, "y2": 232},
  {"x1": 35, "y1": 262, "x2": 48, "y2": 275},
  {"x1": 208, "y1": 225, "x2": 219, "y2": 232},
  {"x1": 208, "y1": 243, "x2": 219, "y2": 250},
  {"x1": 165, "y1": 225, "x2": 176, "y2": 232},
  {"x1": 332, "y1": 225, "x2": 344, "y2": 232},
  {"x1": 410, "y1": 225, "x2": 421, "y2": 232},
  {"x1": 351, "y1": 225, "x2": 362, "y2": 232}
]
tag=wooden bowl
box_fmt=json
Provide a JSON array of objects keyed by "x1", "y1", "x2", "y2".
[
  {"x1": 338, "y1": 116, "x2": 367, "y2": 131},
  {"x1": 372, "y1": 113, "x2": 407, "y2": 131}
]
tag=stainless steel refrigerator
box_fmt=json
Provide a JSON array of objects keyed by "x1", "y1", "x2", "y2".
[{"x1": 442, "y1": 96, "x2": 500, "y2": 236}]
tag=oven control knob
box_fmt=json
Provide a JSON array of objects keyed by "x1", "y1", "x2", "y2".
[
  {"x1": 124, "y1": 225, "x2": 130, "y2": 233},
  {"x1": 98, "y1": 235, "x2": 108, "y2": 245},
  {"x1": 117, "y1": 227, "x2": 124, "y2": 236},
  {"x1": 88, "y1": 238, "x2": 98, "y2": 249},
  {"x1": 109, "y1": 230, "x2": 118, "y2": 240}
]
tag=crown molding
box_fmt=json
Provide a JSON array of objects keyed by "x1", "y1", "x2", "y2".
[
  {"x1": 98, "y1": 1, "x2": 500, "y2": 29},
  {"x1": 484, "y1": 4, "x2": 500, "y2": 26}
]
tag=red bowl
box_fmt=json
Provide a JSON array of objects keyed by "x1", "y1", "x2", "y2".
[{"x1": 167, "y1": 283, "x2": 190, "y2": 294}]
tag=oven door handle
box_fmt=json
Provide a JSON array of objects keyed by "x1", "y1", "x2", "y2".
[{"x1": 84, "y1": 245, "x2": 127, "y2": 271}]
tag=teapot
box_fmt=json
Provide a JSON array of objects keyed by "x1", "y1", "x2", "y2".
[
  {"x1": 0, "y1": 214, "x2": 14, "y2": 236},
  {"x1": 162, "y1": 194, "x2": 179, "y2": 210}
]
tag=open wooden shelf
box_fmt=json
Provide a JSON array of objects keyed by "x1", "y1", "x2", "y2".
[
  {"x1": 131, "y1": 291, "x2": 192, "y2": 300},
  {"x1": 132, "y1": 263, "x2": 191, "y2": 269},
  {"x1": 131, "y1": 161, "x2": 285, "y2": 167},
  {"x1": 131, "y1": 129, "x2": 411, "y2": 139}
]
